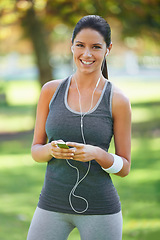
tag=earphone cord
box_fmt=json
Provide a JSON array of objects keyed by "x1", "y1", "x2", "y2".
[{"x1": 66, "y1": 74, "x2": 101, "y2": 214}]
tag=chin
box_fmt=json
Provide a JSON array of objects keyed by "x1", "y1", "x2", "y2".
[
  {"x1": 80, "y1": 69, "x2": 94, "y2": 75},
  {"x1": 78, "y1": 65, "x2": 97, "y2": 74}
]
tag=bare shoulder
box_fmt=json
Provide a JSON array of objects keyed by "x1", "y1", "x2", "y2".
[
  {"x1": 42, "y1": 79, "x2": 63, "y2": 95},
  {"x1": 40, "y1": 79, "x2": 64, "y2": 102},
  {"x1": 112, "y1": 85, "x2": 131, "y2": 117},
  {"x1": 36, "y1": 79, "x2": 64, "y2": 111},
  {"x1": 113, "y1": 85, "x2": 130, "y2": 105}
]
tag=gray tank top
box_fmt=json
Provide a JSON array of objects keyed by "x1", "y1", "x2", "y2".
[{"x1": 38, "y1": 76, "x2": 121, "y2": 215}]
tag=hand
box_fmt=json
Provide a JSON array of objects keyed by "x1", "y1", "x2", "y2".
[
  {"x1": 49, "y1": 140, "x2": 75, "y2": 159},
  {"x1": 66, "y1": 142, "x2": 97, "y2": 162}
]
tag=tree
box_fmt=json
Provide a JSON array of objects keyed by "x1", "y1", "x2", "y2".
[
  {"x1": 19, "y1": 4, "x2": 53, "y2": 86},
  {"x1": 1, "y1": 0, "x2": 159, "y2": 86},
  {"x1": 44, "y1": 0, "x2": 160, "y2": 39}
]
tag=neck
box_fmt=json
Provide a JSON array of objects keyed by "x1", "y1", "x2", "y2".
[
  {"x1": 73, "y1": 70, "x2": 102, "y2": 89},
  {"x1": 74, "y1": 73, "x2": 101, "y2": 115}
]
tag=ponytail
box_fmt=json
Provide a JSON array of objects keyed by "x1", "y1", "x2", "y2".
[{"x1": 101, "y1": 58, "x2": 108, "y2": 79}]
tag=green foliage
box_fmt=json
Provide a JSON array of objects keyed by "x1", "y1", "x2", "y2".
[
  {"x1": 1, "y1": 0, "x2": 160, "y2": 39},
  {"x1": 1, "y1": 0, "x2": 159, "y2": 86}
]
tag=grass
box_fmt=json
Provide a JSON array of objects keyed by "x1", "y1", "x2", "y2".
[
  {"x1": 0, "y1": 79, "x2": 160, "y2": 239},
  {"x1": 112, "y1": 79, "x2": 160, "y2": 103},
  {"x1": 0, "y1": 135, "x2": 160, "y2": 240},
  {"x1": 4, "y1": 80, "x2": 41, "y2": 106},
  {"x1": 0, "y1": 105, "x2": 36, "y2": 132}
]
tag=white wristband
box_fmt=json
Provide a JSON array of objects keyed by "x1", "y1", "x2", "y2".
[{"x1": 102, "y1": 153, "x2": 123, "y2": 174}]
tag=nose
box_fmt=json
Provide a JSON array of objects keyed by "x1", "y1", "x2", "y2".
[{"x1": 83, "y1": 48, "x2": 92, "y2": 57}]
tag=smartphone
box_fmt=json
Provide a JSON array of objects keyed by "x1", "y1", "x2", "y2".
[{"x1": 57, "y1": 142, "x2": 69, "y2": 149}]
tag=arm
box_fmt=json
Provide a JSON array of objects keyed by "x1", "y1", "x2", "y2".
[
  {"x1": 112, "y1": 87, "x2": 131, "y2": 177},
  {"x1": 31, "y1": 80, "x2": 60, "y2": 163},
  {"x1": 95, "y1": 87, "x2": 131, "y2": 177}
]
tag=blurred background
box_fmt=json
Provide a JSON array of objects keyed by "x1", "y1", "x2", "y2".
[{"x1": 0, "y1": 0, "x2": 160, "y2": 239}]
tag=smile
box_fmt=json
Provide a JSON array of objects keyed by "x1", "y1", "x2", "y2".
[{"x1": 80, "y1": 60, "x2": 95, "y2": 65}]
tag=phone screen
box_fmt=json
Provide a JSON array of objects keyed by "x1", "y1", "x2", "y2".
[{"x1": 57, "y1": 143, "x2": 69, "y2": 149}]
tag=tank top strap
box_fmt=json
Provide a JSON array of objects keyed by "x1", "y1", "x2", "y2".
[
  {"x1": 49, "y1": 76, "x2": 70, "y2": 109},
  {"x1": 97, "y1": 80, "x2": 113, "y2": 118}
]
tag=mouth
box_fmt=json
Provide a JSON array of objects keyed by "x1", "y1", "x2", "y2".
[{"x1": 80, "y1": 59, "x2": 95, "y2": 65}]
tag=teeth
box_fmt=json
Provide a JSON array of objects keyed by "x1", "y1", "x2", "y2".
[{"x1": 81, "y1": 60, "x2": 93, "y2": 65}]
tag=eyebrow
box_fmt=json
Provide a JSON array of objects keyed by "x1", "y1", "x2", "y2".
[
  {"x1": 75, "y1": 41, "x2": 84, "y2": 44},
  {"x1": 93, "y1": 43, "x2": 103, "y2": 46},
  {"x1": 75, "y1": 41, "x2": 103, "y2": 46}
]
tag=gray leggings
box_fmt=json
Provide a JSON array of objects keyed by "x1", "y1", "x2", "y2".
[{"x1": 27, "y1": 207, "x2": 123, "y2": 240}]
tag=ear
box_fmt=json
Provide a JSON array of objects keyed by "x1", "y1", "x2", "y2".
[
  {"x1": 71, "y1": 46, "x2": 74, "y2": 53},
  {"x1": 105, "y1": 42, "x2": 112, "y2": 56},
  {"x1": 70, "y1": 38, "x2": 74, "y2": 53},
  {"x1": 106, "y1": 49, "x2": 109, "y2": 56}
]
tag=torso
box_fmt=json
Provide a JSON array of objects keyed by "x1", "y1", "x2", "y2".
[{"x1": 37, "y1": 76, "x2": 121, "y2": 215}]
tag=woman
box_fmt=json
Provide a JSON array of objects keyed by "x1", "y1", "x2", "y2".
[{"x1": 27, "y1": 15, "x2": 131, "y2": 240}]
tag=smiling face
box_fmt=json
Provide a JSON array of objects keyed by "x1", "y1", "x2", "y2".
[{"x1": 72, "y1": 28, "x2": 107, "y2": 75}]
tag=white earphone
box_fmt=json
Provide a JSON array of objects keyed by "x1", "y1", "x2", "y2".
[
  {"x1": 66, "y1": 75, "x2": 101, "y2": 214},
  {"x1": 106, "y1": 49, "x2": 109, "y2": 56},
  {"x1": 71, "y1": 46, "x2": 74, "y2": 53}
]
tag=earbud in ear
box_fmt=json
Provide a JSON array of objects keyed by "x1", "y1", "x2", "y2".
[
  {"x1": 106, "y1": 49, "x2": 109, "y2": 56},
  {"x1": 71, "y1": 46, "x2": 74, "y2": 53}
]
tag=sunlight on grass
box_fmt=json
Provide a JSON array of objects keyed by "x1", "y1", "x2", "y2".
[
  {"x1": 124, "y1": 219, "x2": 160, "y2": 231},
  {"x1": 0, "y1": 115, "x2": 34, "y2": 132},
  {"x1": 112, "y1": 80, "x2": 160, "y2": 103},
  {"x1": 132, "y1": 106, "x2": 160, "y2": 123},
  {"x1": 131, "y1": 137, "x2": 160, "y2": 152},
  {"x1": 1, "y1": 79, "x2": 160, "y2": 132},
  {"x1": 123, "y1": 218, "x2": 160, "y2": 239},
  {"x1": 6, "y1": 80, "x2": 41, "y2": 105},
  {"x1": 127, "y1": 169, "x2": 160, "y2": 183},
  {"x1": 2, "y1": 79, "x2": 160, "y2": 106},
  {"x1": 0, "y1": 154, "x2": 34, "y2": 168},
  {"x1": 149, "y1": 137, "x2": 160, "y2": 151},
  {"x1": 123, "y1": 200, "x2": 160, "y2": 219}
]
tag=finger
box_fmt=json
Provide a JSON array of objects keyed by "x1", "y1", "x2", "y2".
[
  {"x1": 51, "y1": 140, "x2": 65, "y2": 147},
  {"x1": 51, "y1": 146, "x2": 75, "y2": 158},
  {"x1": 51, "y1": 141, "x2": 58, "y2": 147},
  {"x1": 56, "y1": 139, "x2": 65, "y2": 143},
  {"x1": 56, "y1": 146, "x2": 75, "y2": 154},
  {"x1": 66, "y1": 142, "x2": 83, "y2": 149},
  {"x1": 73, "y1": 152, "x2": 85, "y2": 160},
  {"x1": 51, "y1": 151, "x2": 75, "y2": 159},
  {"x1": 51, "y1": 153, "x2": 56, "y2": 158},
  {"x1": 72, "y1": 154, "x2": 87, "y2": 162}
]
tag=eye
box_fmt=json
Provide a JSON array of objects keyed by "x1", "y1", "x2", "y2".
[
  {"x1": 93, "y1": 45, "x2": 102, "y2": 49},
  {"x1": 76, "y1": 44, "x2": 84, "y2": 48}
]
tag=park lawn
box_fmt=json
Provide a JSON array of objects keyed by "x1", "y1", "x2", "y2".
[
  {"x1": 112, "y1": 79, "x2": 160, "y2": 104},
  {"x1": 1, "y1": 79, "x2": 160, "y2": 134},
  {"x1": 0, "y1": 134, "x2": 160, "y2": 240},
  {"x1": 1, "y1": 80, "x2": 160, "y2": 134},
  {"x1": 0, "y1": 79, "x2": 160, "y2": 239}
]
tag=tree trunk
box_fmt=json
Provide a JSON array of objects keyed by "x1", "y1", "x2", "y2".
[{"x1": 21, "y1": 6, "x2": 53, "y2": 86}]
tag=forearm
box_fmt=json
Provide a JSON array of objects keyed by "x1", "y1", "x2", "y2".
[
  {"x1": 31, "y1": 143, "x2": 53, "y2": 163},
  {"x1": 94, "y1": 146, "x2": 130, "y2": 177}
]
